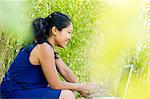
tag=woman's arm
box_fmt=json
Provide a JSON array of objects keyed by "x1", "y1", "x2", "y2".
[
  {"x1": 55, "y1": 54, "x2": 94, "y2": 98},
  {"x1": 55, "y1": 56, "x2": 78, "y2": 83},
  {"x1": 37, "y1": 43, "x2": 86, "y2": 91}
]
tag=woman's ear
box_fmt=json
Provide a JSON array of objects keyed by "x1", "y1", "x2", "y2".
[{"x1": 51, "y1": 26, "x2": 59, "y2": 36}]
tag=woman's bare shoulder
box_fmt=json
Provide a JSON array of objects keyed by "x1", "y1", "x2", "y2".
[{"x1": 36, "y1": 42, "x2": 54, "y2": 60}]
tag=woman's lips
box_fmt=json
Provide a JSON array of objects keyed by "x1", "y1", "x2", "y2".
[{"x1": 65, "y1": 41, "x2": 68, "y2": 44}]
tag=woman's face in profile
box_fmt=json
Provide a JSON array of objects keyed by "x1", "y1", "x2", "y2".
[{"x1": 55, "y1": 22, "x2": 73, "y2": 48}]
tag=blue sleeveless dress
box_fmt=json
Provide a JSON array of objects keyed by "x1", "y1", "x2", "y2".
[{"x1": 0, "y1": 42, "x2": 61, "y2": 99}]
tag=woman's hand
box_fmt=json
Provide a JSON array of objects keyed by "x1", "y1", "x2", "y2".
[
  {"x1": 80, "y1": 82, "x2": 110, "y2": 98},
  {"x1": 79, "y1": 82, "x2": 100, "y2": 98},
  {"x1": 79, "y1": 90, "x2": 92, "y2": 98}
]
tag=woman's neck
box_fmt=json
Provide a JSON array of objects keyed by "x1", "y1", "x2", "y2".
[{"x1": 47, "y1": 37, "x2": 56, "y2": 47}]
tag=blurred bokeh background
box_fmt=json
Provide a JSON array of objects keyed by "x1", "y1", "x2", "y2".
[{"x1": 0, "y1": 0, "x2": 149, "y2": 98}]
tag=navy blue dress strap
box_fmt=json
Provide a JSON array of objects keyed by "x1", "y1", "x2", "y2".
[
  {"x1": 45, "y1": 41, "x2": 59, "y2": 59},
  {"x1": 46, "y1": 41, "x2": 53, "y2": 48}
]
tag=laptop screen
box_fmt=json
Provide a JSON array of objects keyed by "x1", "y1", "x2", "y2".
[{"x1": 116, "y1": 65, "x2": 133, "y2": 97}]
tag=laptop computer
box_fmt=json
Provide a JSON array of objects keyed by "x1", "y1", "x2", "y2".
[{"x1": 91, "y1": 65, "x2": 133, "y2": 99}]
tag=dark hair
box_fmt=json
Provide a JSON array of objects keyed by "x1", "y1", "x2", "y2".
[{"x1": 32, "y1": 12, "x2": 71, "y2": 44}]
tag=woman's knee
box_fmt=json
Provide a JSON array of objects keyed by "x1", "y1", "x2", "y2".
[{"x1": 59, "y1": 90, "x2": 76, "y2": 99}]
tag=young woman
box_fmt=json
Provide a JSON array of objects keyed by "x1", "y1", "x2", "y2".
[{"x1": 0, "y1": 12, "x2": 95, "y2": 99}]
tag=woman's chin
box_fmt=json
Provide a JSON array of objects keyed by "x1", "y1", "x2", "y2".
[
  {"x1": 62, "y1": 45, "x2": 66, "y2": 48},
  {"x1": 58, "y1": 44, "x2": 66, "y2": 48}
]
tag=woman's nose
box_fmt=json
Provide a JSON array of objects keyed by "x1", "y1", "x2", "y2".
[{"x1": 68, "y1": 34, "x2": 71, "y2": 41}]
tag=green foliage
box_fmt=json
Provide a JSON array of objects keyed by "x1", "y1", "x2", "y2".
[
  {"x1": 0, "y1": 26, "x2": 22, "y2": 81},
  {"x1": 124, "y1": 0, "x2": 150, "y2": 82},
  {"x1": 125, "y1": 40, "x2": 150, "y2": 81}
]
